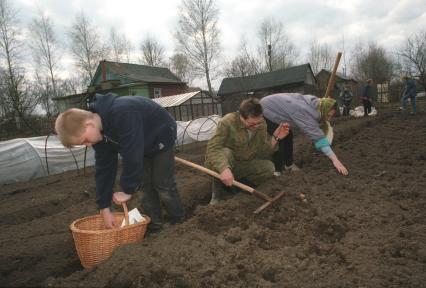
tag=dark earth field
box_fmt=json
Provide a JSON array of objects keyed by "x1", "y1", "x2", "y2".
[{"x1": 1, "y1": 104, "x2": 425, "y2": 288}]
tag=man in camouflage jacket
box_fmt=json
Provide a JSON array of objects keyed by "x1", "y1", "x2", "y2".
[{"x1": 205, "y1": 98, "x2": 289, "y2": 203}]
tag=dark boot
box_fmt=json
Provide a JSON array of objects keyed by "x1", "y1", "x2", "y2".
[{"x1": 210, "y1": 178, "x2": 224, "y2": 205}]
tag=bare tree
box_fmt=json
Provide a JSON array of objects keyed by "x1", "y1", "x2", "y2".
[
  {"x1": 58, "y1": 76, "x2": 83, "y2": 96},
  {"x1": 224, "y1": 37, "x2": 260, "y2": 78},
  {"x1": 0, "y1": 0, "x2": 38, "y2": 128},
  {"x1": 109, "y1": 28, "x2": 132, "y2": 63},
  {"x1": 398, "y1": 30, "x2": 426, "y2": 90},
  {"x1": 306, "y1": 40, "x2": 335, "y2": 75},
  {"x1": 32, "y1": 73, "x2": 59, "y2": 116},
  {"x1": 169, "y1": 52, "x2": 194, "y2": 85},
  {"x1": 28, "y1": 10, "x2": 61, "y2": 119},
  {"x1": 68, "y1": 11, "x2": 107, "y2": 88},
  {"x1": 0, "y1": 66, "x2": 8, "y2": 117},
  {"x1": 351, "y1": 42, "x2": 394, "y2": 83},
  {"x1": 175, "y1": 0, "x2": 221, "y2": 96},
  {"x1": 139, "y1": 35, "x2": 165, "y2": 66},
  {"x1": 257, "y1": 17, "x2": 298, "y2": 72}
]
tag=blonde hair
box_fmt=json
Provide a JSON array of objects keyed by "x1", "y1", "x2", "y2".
[{"x1": 55, "y1": 108, "x2": 94, "y2": 147}]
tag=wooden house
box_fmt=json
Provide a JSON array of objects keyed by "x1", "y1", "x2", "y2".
[
  {"x1": 53, "y1": 60, "x2": 188, "y2": 112},
  {"x1": 217, "y1": 64, "x2": 317, "y2": 114},
  {"x1": 89, "y1": 60, "x2": 188, "y2": 98}
]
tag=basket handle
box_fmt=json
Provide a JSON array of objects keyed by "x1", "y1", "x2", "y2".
[{"x1": 122, "y1": 202, "x2": 129, "y2": 226}]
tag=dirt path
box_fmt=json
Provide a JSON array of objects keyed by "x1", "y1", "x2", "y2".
[{"x1": 1, "y1": 107, "x2": 425, "y2": 288}]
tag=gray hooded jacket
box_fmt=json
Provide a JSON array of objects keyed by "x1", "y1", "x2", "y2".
[{"x1": 260, "y1": 93, "x2": 325, "y2": 142}]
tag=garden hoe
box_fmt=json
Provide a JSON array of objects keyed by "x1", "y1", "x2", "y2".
[{"x1": 175, "y1": 156, "x2": 285, "y2": 214}]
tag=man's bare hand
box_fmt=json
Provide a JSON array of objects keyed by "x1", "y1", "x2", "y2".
[{"x1": 220, "y1": 168, "x2": 234, "y2": 187}]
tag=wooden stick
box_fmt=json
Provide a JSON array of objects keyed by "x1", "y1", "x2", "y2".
[
  {"x1": 254, "y1": 191, "x2": 285, "y2": 214},
  {"x1": 324, "y1": 52, "x2": 342, "y2": 98},
  {"x1": 122, "y1": 202, "x2": 129, "y2": 226},
  {"x1": 174, "y1": 156, "x2": 272, "y2": 202}
]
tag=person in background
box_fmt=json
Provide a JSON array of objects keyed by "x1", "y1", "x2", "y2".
[
  {"x1": 400, "y1": 75, "x2": 417, "y2": 115},
  {"x1": 361, "y1": 79, "x2": 374, "y2": 117},
  {"x1": 260, "y1": 93, "x2": 348, "y2": 176},
  {"x1": 55, "y1": 93, "x2": 184, "y2": 233},
  {"x1": 339, "y1": 85, "x2": 353, "y2": 116},
  {"x1": 205, "y1": 97, "x2": 289, "y2": 204}
]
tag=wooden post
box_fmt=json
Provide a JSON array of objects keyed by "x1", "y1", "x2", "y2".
[{"x1": 324, "y1": 52, "x2": 342, "y2": 98}]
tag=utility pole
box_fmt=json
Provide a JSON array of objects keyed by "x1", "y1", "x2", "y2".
[
  {"x1": 342, "y1": 34, "x2": 347, "y2": 77},
  {"x1": 267, "y1": 44, "x2": 272, "y2": 72}
]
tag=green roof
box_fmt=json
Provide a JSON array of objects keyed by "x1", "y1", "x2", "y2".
[
  {"x1": 218, "y1": 64, "x2": 313, "y2": 96},
  {"x1": 91, "y1": 61, "x2": 184, "y2": 85}
]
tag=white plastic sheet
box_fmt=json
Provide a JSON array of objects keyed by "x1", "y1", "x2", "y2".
[
  {"x1": 0, "y1": 135, "x2": 95, "y2": 185},
  {"x1": 175, "y1": 115, "x2": 220, "y2": 146},
  {"x1": 0, "y1": 115, "x2": 221, "y2": 185}
]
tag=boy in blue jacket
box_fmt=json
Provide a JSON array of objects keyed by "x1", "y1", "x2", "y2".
[{"x1": 55, "y1": 93, "x2": 184, "y2": 232}]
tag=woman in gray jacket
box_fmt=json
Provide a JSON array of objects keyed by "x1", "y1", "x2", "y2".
[{"x1": 260, "y1": 93, "x2": 348, "y2": 176}]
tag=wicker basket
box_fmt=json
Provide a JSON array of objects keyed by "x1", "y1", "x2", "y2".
[{"x1": 70, "y1": 203, "x2": 150, "y2": 269}]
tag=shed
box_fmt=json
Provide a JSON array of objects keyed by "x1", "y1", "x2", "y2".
[
  {"x1": 316, "y1": 69, "x2": 358, "y2": 95},
  {"x1": 316, "y1": 69, "x2": 360, "y2": 105},
  {"x1": 217, "y1": 64, "x2": 317, "y2": 114}
]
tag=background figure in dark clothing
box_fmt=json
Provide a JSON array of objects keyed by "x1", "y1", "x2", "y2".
[
  {"x1": 361, "y1": 79, "x2": 373, "y2": 116},
  {"x1": 400, "y1": 75, "x2": 417, "y2": 114},
  {"x1": 339, "y1": 85, "x2": 353, "y2": 116}
]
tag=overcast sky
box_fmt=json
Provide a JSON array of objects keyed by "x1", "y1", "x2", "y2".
[{"x1": 14, "y1": 0, "x2": 426, "y2": 89}]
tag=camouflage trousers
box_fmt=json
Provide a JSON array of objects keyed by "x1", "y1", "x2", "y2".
[{"x1": 207, "y1": 148, "x2": 275, "y2": 186}]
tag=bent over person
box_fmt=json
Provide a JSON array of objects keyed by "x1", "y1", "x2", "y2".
[
  {"x1": 260, "y1": 93, "x2": 348, "y2": 176},
  {"x1": 205, "y1": 97, "x2": 289, "y2": 204},
  {"x1": 55, "y1": 93, "x2": 184, "y2": 233}
]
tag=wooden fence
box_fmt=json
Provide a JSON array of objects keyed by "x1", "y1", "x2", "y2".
[{"x1": 0, "y1": 117, "x2": 56, "y2": 141}]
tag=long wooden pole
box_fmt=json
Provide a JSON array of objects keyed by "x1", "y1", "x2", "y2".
[
  {"x1": 175, "y1": 156, "x2": 286, "y2": 214},
  {"x1": 174, "y1": 156, "x2": 271, "y2": 201},
  {"x1": 324, "y1": 52, "x2": 342, "y2": 98}
]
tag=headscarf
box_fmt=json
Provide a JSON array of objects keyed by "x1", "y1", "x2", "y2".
[{"x1": 317, "y1": 97, "x2": 336, "y2": 135}]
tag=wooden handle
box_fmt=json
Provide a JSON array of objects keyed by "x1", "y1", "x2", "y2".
[
  {"x1": 175, "y1": 156, "x2": 255, "y2": 193},
  {"x1": 122, "y1": 202, "x2": 129, "y2": 226},
  {"x1": 324, "y1": 52, "x2": 342, "y2": 98}
]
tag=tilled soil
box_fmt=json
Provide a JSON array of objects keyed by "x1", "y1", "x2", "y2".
[{"x1": 1, "y1": 105, "x2": 425, "y2": 288}]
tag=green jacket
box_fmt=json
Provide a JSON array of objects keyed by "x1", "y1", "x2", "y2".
[{"x1": 205, "y1": 112, "x2": 275, "y2": 173}]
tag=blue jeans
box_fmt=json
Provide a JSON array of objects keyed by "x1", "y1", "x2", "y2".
[
  {"x1": 141, "y1": 146, "x2": 184, "y2": 230},
  {"x1": 401, "y1": 95, "x2": 416, "y2": 113}
]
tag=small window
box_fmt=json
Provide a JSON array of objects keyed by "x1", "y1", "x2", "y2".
[{"x1": 154, "y1": 88, "x2": 162, "y2": 98}]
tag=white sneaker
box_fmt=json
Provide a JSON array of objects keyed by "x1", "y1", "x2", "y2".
[
  {"x1": 273, "y1": 171, "x2": 282, "y2": 177},
  {"x1": 209, "y1": 197, "x2": 220, "y2": 205},
  {"x1": 284, "y1": 164, "x2": 300, "y2": 172}
]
